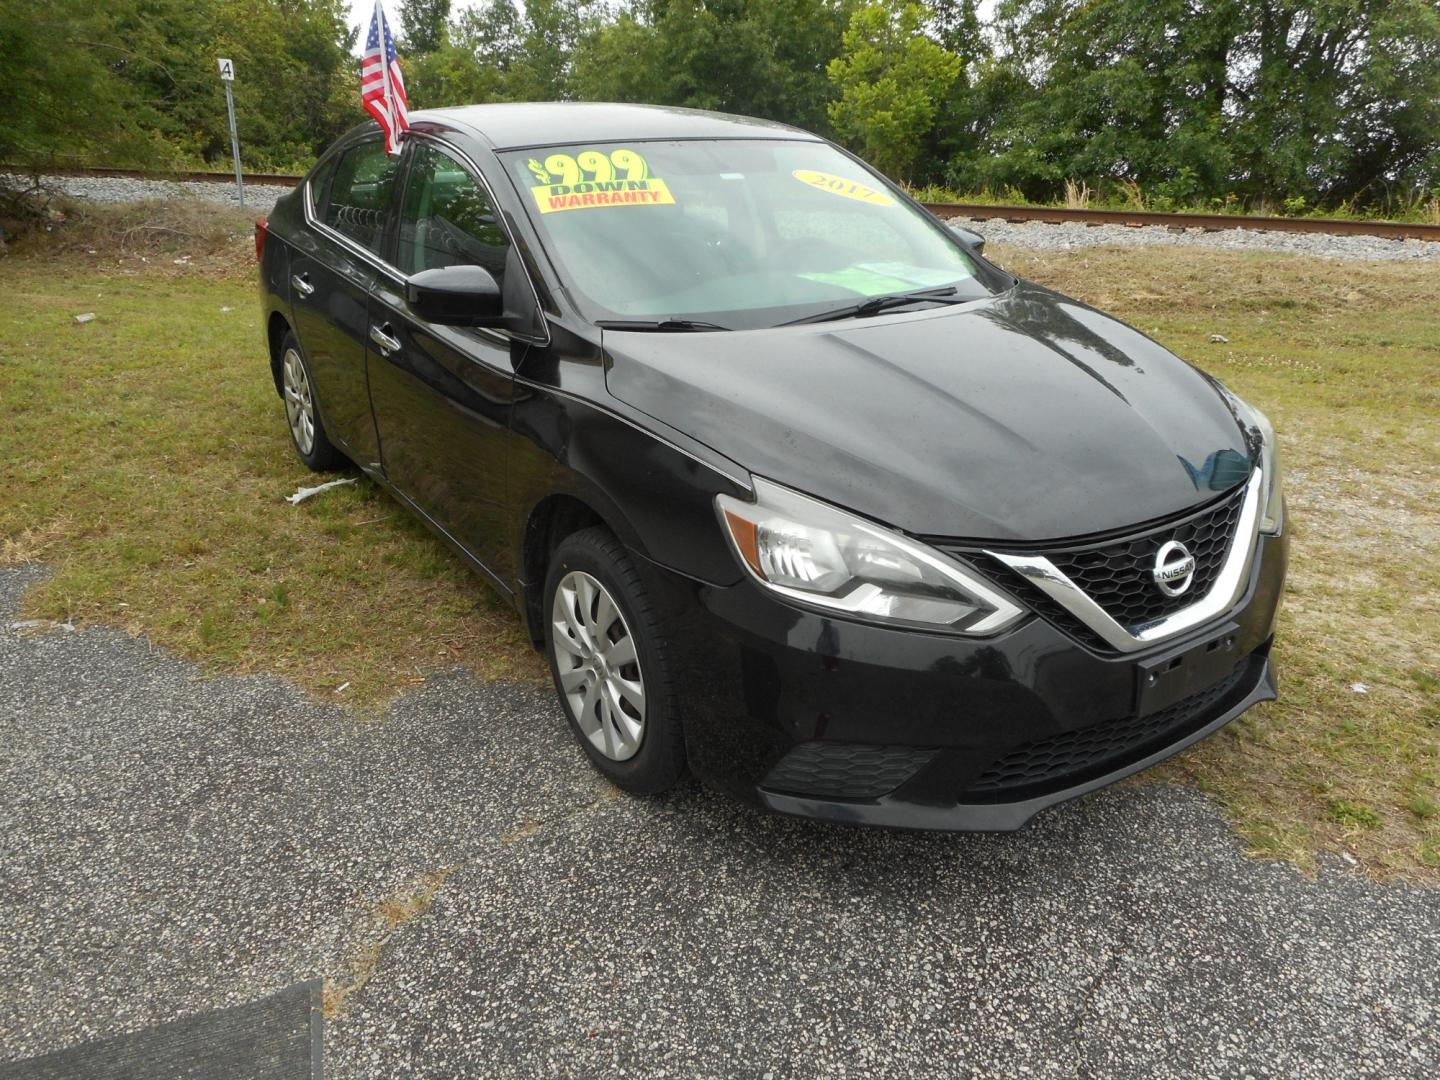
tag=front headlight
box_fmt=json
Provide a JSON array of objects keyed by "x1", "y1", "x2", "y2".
[
  {"x1": 715, "y1": 478, "x2": 1026, "y2": 634},
  {"x1": 1216, "y1": 384, "x2": 1285, "y2": 534}
]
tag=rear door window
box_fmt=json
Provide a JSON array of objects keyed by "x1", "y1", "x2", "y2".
[{"x1": 323, "y1": 139, "x2": 400, "y2": 253}]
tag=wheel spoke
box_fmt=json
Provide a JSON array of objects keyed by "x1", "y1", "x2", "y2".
[
  {"x1": 576, "y1": 575, "x2": 598, "y2": 634},
  {"x1": 551, "y1": 625, "x2": 588, "y2": 659},
  {"x1": 593, "y1": 590, "x2": 618, "y2": 641},
  {"x1": 598, "y1": 692, "x2": 618, "y2": 757},
  {"x1": 604, "y1": 634, "x2": 636, "y2": 668},
  {"x1": 611, "y1": 674, "x2": 645, "y2": 718},
  {"x1": 604, "y1": 682, "x2": 642, "y2": 749},
  {"x1": 558, "y1": 665, "x2": 589, "y2": 692},
  {"x1": 577, "y1": 679, "x2": 602, "y2": 737},
  {"x1": 557, "y1": 583, "x2": 592, "y2": 651}
]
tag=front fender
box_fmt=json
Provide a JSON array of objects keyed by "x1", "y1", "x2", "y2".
[{"x1": 508, "y1": 377, "x2": 749, "y2": 586}]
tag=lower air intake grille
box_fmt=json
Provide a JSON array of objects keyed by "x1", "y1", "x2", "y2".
[
  {"x1": 763, "y1": 742, "x2": 938, "y2": 800},
  {"x1": 962, "y1": 659, "x2": 1252, "y2": 801}
]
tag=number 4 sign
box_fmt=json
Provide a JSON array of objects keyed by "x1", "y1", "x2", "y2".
[{"x1": 217, "y1": 58, "x2": 234, "y2": 81}]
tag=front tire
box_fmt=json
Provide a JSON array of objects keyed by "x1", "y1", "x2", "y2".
[
  {"x1": 279, "y1": 331, "x2": 345, "y2": 471},
  {"x1": 543, "y1": 527, "x2": 686, "y2": 794}
]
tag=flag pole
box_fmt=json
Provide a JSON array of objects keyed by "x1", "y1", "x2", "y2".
[{"x1": 377, "y1": 0, "x2": 399, "y2": 154}]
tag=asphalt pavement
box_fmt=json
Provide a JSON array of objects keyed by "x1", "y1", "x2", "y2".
[{"x1": 2, "y1": 564, "x2": 1436, "y2": 1078}]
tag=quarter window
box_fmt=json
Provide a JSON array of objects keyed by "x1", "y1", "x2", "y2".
[
  {"x1": 398, "y1": 144, "x2": 509, "y2": 284},
  {"x1": 324, "y1": 140, "x2": 399, "y2": 253}
]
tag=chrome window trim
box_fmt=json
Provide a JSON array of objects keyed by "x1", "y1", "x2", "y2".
[
  {"x1": 985, "y1": 469, "x2": 1264, "y2": 654},
  {"x1": 303, "y1": 132, "x2": 551, "y2": 347}
]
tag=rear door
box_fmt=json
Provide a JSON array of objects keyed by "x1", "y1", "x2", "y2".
[
  {"x1": 366, "y1": 137, "x2": 529, "y2": 581},
  {"x1": 288, "y1": 137, "x2": 400, "y2": 470}
]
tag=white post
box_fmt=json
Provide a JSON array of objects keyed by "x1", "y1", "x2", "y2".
[{"x1": 218, "y1": 58, "x2": 244, "y2": 207}]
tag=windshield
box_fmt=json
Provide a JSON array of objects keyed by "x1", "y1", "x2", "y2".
[{"x1": 503, "y1": 139, "x2": 1003, "y2": 330}]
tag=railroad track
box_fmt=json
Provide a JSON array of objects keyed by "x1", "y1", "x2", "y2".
[{"x1": 10, "y1": 165, "x2": 1439, "y2": 242}]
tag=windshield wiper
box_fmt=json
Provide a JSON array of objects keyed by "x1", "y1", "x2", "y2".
[
  {"x1": 596, "y1": 318, "x2": 732, "y2": 332},
  {"x1": 779, "y1": 286, "x2": 969, "y2": 326}
]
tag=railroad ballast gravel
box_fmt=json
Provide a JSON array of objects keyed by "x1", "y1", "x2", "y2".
[
  {"x1": 4, "y1": 173, "x2": 287, "y2": 213},
  {"x1": 951, "y1": 215, "x2": 1440, "y2": 262},
  {"x1": 7, "y1": 172, "x2": 1438, "y2": 262}
]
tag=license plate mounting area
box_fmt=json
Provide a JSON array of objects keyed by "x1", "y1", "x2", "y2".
[{"x1": 1136, "y1": 624, "x2": 1242, "y2": 716}]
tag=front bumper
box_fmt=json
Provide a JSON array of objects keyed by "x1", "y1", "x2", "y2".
[{"x1": 640, "y1": 530, "x2": 1288, "y2": 831}]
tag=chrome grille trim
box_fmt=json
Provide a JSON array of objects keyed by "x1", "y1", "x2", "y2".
[{"x1": 984, "y1": 469, "x2": 1264, "y2": 654}]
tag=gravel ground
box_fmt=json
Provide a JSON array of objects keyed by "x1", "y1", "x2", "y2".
[
  {"x1": 2, "y1": 173, "x2": 287, "y2": 213},
  {"x1": 3, "y1": 563, "x2": 1439, "y2": 1078},
  {"x1": 7, "y1": 171, "x2": 1439, "y2": 261},
  {"x1": 951, "y1": 216, "x2": 1440, "y2": 262}
]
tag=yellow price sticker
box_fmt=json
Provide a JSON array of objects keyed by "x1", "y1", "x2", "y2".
[
  {"x1": 532, "y1": 177, "x2": 675, "y2": 214},
  {"x1": 528, "y1": 148, "x2": 674, "y2": 213},
  {"x1": 792, "y1": 169, "x2": 895, "y2": 207}
]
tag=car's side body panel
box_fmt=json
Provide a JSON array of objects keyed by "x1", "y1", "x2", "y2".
[
  {"x1": 263, "y1": 117, "x2": 753, "y2": 619},
  {"x1": 367, "y1": 274, "x2": 527, "y2": 580}
]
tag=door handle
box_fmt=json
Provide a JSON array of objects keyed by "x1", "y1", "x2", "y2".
[
  {"x1": 369, "y1": 323, "x2": 402, "y2": 356},
  {"x1": 291, "y1": 273, "x2": 315, "y2": 298}
]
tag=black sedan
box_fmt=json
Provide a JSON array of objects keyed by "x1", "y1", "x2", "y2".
[{"x1": 254, "y1": 103, "x2": 1287, "y2": 830}]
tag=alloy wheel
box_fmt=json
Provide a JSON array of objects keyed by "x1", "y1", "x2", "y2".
[
  {"x1": 551, "y1": 570, "x2": 646, "y2": 761},
  {"x1": 282, "y1": 347, "x2": 316, "y2": 455}
]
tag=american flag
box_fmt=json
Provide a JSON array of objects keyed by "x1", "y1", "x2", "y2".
[{"x1": 361, "y1": 0, "x2": 409, "y2": 155}]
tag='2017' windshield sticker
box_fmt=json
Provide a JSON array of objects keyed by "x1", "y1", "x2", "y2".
[
  {"x1": 792, "y1": 169, "x2": 895, "y2": 207},
  {"x1": 527, "y1": 149, "x2": 675, "y2": 213}
]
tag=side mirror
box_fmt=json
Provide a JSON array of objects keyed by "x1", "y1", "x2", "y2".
[
  {"x1": 406, "y1": 265, "x2": 503, "y2": 326},
  {"x1": 952, "y1": 226, "x2": 986, "y2": 256}
]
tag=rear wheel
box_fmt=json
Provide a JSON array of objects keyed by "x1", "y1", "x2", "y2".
[
  {"x1": 544, "y1": 527, "x2": 685, "y2": 793},
  {"x1": 280, "y1": 332, "x2": 345, "y2": 471}
]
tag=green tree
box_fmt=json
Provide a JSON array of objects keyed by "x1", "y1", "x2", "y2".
[
  {"x1": 398, "y1": 0, "x2": 452, "y2": 56},
  {"x1": 927, "y1": 0, "x2": 983, "y2": 56},
  {"x1": 826, "y1": 2, "x2": 961, "y2": 180},
  {"x1": 2, "y1": 0, "x2": 357, "y2": 173},
  {"x1": 406, "y1": 0, "x2": 595, "y2": 106},
  {"x1": 1229, "y1": 0, "x2": 1440, "y2": 204},
  {"x1": 573, "y1": 1, "x2": 855, "y2": 135},
  {"x1": 0, "y1": 0, "x2": 158, "y2": 171},
  {"x1": 970, "y1": 0, "x2": 1440, "y2": 207}
]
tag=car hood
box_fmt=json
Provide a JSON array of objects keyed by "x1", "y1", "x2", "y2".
[{"x1": 603, "y1": 282, "x2": 1253, "y2": 541}]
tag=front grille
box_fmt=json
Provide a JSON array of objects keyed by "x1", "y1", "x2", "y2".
[
  {"x1": 762, "y1": 742, "x2": 938, "y2": 801},
  {"x1": 950, "y1": 484, "x2": 1249, "y2": 652},
  {"x1": 961, "y1": 658, "x2": 1252, "y2": 801},
  {"x1": 1045, "y1": 488, "x2": 1245, "y2": 628}
]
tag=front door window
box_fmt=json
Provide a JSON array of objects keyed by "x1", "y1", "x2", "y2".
[{"x1": 397, "y1": 144, "x2": 510, "y2": 286}]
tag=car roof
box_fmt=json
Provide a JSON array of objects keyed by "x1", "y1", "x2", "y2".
[{"x1": 416, "y1": 102, "x2": 822, "y2": 151}]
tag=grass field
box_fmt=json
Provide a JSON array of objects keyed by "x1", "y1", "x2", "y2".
[{"x1": 1, "y1": 204, "x2": 1436, "y2": 879}]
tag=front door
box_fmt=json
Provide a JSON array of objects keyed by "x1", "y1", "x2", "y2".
[{"x1": 367, "y1": 139, "x2": 528, "y2": 580}]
